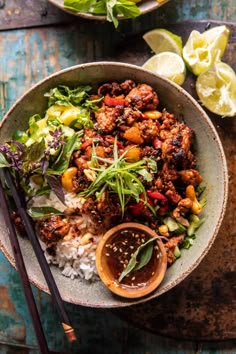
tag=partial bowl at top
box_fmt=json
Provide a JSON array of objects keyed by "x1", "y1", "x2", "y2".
[
  {"x1": 48, "y1": 0, "x2": 170, "y2": 21},
  {"x1": 0, "y1": 62, "x2": 228, "y2": 308}
]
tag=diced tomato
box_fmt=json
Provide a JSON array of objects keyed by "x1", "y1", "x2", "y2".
[{"x1": 104, "y1": 94, "x2": 125, "y2": 107}]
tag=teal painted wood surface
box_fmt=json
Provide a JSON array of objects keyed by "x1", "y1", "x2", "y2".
[{"x1": 0, "y1": 0, "x2": 236, "y2": 352}]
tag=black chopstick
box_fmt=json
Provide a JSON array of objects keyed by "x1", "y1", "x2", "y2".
[
  {"x1": 3, "y1": 168, "x2": 77, "y2": 343},
  {"x1": 0, "y1": 179, "x2": 49, "y2": 354}
]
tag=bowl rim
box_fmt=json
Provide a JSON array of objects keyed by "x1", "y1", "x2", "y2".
[
  {"x1": 0, "y1": 61, "x2": 229, "y2": 307},
  {"x1": 48, "y1": 0, "x2": 170, "y2": 21},
  {"x1": 96, "y1": 222, "x2": 167, "y2": 299}
]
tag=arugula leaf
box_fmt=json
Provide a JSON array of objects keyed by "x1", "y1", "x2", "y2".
[
  {"x1": 0, "y1": 153, "x2": 10, "y2": 168},
  {"x1": 28, "y1": 206, "x2": 64, "y2": 218},
  {"x1": 45, "y1": 85, "x2": 92, "y2": 107},
  {"x1": 118, "y1": 237, "x2": 156, "y2": 282}
]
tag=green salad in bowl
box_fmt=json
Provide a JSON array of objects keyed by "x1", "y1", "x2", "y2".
[{"x1": 48, "y1": 0, "x2": 170, "y2": 27}]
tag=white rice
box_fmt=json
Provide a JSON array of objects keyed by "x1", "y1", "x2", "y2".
[{"x1": 30, "y1": 191, "x2": 102, "y2": 281}]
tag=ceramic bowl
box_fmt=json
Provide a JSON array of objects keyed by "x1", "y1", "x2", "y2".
[
  {"x1": 96, "y1": 223, "x2": 167, "y2": 299},
  {"x1": 0, "y1": 62, "x2": 228, "y2": 308},
  {"x1": 48, "y1": 0, "x2": 170, "y2": 21}
]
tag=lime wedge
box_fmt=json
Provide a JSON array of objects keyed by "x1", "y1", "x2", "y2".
[
  {"x1": 183, "y1": 25, "x2": 230, "y2": 76},
  {"x1": 196, "y1": 62, "x2": 236, "y2": 117},
  {"x1": 143, "y1": 29, "x2": 183, "y2": 56},
  {"x1": 142, "y1": 52, "x2": 186, "y2": 85}
]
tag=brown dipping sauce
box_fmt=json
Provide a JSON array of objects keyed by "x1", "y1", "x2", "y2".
[{"x1": 103, "y1": 228, "x2": 162, "y2": 288}]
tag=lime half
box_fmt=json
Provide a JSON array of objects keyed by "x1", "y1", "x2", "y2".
[
  {"x1": 196, "y1": 62, "x2": 236, "y2": 117},
  {"x1": 143, "y1": 28, "x2": 183, "y2": 56},
  {"x1": 142, "y1": 52, "x2": 186, "y2": 85},
  {"x1": 183, "y1": 25, "x2": 230, "y2": 76}
]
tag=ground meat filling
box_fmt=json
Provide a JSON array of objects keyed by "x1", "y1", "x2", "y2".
[{"x1": 34, "y1": 80, "x2": 203, "y2": 266}]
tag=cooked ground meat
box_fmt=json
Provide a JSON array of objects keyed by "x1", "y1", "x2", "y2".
[
  {"x1": 34, "y1": 79, "x2": 204, "y2": 267},
  {"x1": 36, "y1": 215, "x2": 70, "y2": 244},
  {"x1": 95, "y1": 106, "x2": 121, "y2": 133},
  {"x1": 124, "y1": 84, "x2": 159, "y2": 111}
]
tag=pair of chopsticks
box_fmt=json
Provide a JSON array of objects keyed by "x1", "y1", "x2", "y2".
[{"x1": 0, "y1": 168, "x2": 77, "y2": 353}]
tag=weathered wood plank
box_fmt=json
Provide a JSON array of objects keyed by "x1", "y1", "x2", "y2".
[
  {"x1": 0, "y1": 0, "x2": 72, "y2": 30},
  {"x1": 0, "y1": 0, "x2": 236, "y2": 31}
]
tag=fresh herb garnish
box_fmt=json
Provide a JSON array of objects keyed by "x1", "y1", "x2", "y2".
[
  {"x1": 0, "y1": 152, "x2": 10, "y2": 168},
  {"x1": 28, "y1": 206, "x2": 64, "y2": 218},
  {"x1": 64, "y1": 0, "x2": 141, "y2": 28},
  {"x1": 45, "y1": 175, "x2": 65, "y2": 203},
  {"x1": 45, "y1": 85, "x2": 92, "y2": 107},
  {"x1": 118, "y1": 237, "x2": 156, "y2": 282},
  {"x1": 79, "y1": 139, "x2": 154, "y2": 216}
]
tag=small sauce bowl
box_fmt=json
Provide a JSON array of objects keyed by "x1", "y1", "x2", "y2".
[{"x1": 96, "y1": 222, "x2": 167, "y2": 298}]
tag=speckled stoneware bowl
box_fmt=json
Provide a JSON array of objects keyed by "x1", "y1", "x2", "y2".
[
  {"x1": 0, "y1": 62, "x2": 228, "y2": 308},
  {"x1": 48, "y1": 0, "x2": 170, "y2": 21}
]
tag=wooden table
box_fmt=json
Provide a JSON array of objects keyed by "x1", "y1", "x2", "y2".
[{"x1": 0, "y1": 1, "x2": 236, "y2": 353}]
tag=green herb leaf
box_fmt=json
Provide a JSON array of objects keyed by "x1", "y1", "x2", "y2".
[
  {"x1": 134, "y1": 239, "x2": 155, "y2": 271},
  {"x1": 51, "y1": 133, "x2": 79, "y2": 174},
  {"x1": 79, "y1": 139, "x2": 150, "y2": 216},
  {"x1": 0, "y1": 153, "x2": 10, "y2": 168},
  {"x1": 28, "y1": 206, "x2": 64, "y2": 218},
  {"x1": 136, "y1": 168, "x2": 153, "y2": 182},
  {"x1": 44, "y1": 85, "x2": 92, "y2": 107},
  {"x1": 35, "y1": 186, "x2": 51, "y2": 196},
  {"x1": 64, "y1": 0, "x2": 96, "y2": 13},
  {"x1": 64, "y1": 0, "x2": 140, "y2": 28},
  {"x1": 118, "y1": 237, "x2": 156, "y2": 282},
  {"x1": 24, "y1": 139, "x2": 46, "y2": 163}
]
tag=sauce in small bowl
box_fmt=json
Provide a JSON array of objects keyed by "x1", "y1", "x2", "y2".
[{"x1": 96, "y1": 223, "x2": 167, "y2": 298}]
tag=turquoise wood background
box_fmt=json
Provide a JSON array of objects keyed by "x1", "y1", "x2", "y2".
[{"x1": 0, "y1": 0, "x2": 236, "y2": 353}]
